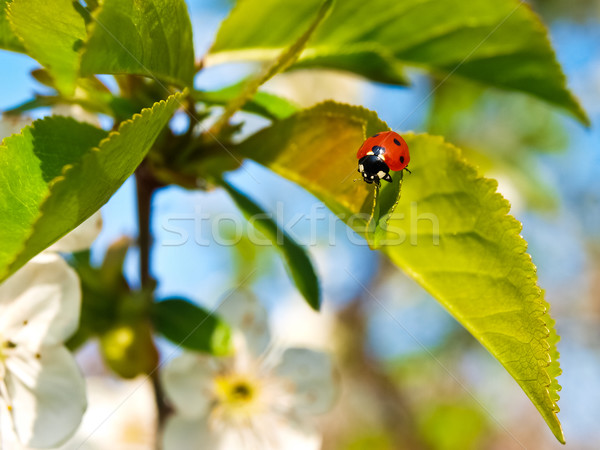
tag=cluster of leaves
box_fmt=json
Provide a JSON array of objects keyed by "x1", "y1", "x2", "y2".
[{"x1": 0, "y1": 0, "x2": 589, "y2": 443}]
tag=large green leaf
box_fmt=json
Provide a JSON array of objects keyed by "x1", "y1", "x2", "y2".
[
  {"x1": 80, "y1": 0, "x2": 195, "y2": 87},
  {"x1": 209, "y1": 0, "x2": 587, "y2": 125},
  {"x1": 0, "y1": 92, "x2": 183, "y2": 282},
  {"x1": 0, "y1": 0, "x2": 23, "y2": 52},
  {"x1": 8, "y1": 0, "x2": 87, "y2": 94},
  {"x1": 292, "y1": 46, "x2": 409, "y2": 86},
  {"x1": 220, "y1": 179, "x2": 321, "y2": 311},
  {"x1": 233, "y1": 102, "x2": 564, "y2": 443}
]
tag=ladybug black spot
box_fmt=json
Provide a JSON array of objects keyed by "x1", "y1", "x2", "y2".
[
  {"x1": 372, "y1": 133, "x2": 380, "y2": 138},
  {"x1": 400, "y1": 156, "x2": 405, "y2": 163},
  {"x1": 394, "y1": 138, "x2": 401, "y2": 146},
  {"x1": 372, "y1": 145, "x2": 385, "y2": 156}
]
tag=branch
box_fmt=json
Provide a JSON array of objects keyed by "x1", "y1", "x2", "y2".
[{"x1": 135, "y1": 163, "x2": 171, "y2": 447}]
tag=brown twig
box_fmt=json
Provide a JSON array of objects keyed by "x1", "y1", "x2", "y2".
[{"x1": 135, "y1": 163, "x2": 171, "y2": 448}]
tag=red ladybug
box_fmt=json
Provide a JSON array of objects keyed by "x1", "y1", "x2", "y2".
[{"x1": 357, "y1": 131, "x2": 410, "y2": 185}]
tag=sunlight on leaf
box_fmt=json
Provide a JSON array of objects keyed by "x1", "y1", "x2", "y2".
[
  {"x1": 234, "y1": 101, "x2": 564, "y2": 443},
  {"x1": 379, "y1": 133, "x2": 563, "y2": 444},
  {"x1": 0, "y1": 0, "x2": 23, "y2": 52},
  {"x1": 236, "y1": 102, "x2": 387, "y2": 219},
  {"x1": 8, "y1": 0, "x2": 87, "y2": 94}
]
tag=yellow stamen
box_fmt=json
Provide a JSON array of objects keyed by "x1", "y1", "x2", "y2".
[{"x1": 212, "y1": 374, "x2": 262, "y2": 423}]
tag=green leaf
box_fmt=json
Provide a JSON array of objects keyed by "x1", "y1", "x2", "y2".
[
  {"x1": 8, "y1": 0, "x2": 87, "y2": 94},
  {"x1": 293, "y1": 46, "x2": 409, "y2": 86},
  {"x1": 370, "y1": 171, "x2": 404, "y2": 245},
  {"x1": 236, "y1": 102, "x2": 385, "y2": 219},
  {"x1": 234, "y1": 102, "x2": 564, "y2": 443},
  {"x1": 152, "y1": 298, "x2": 232, "y2": 355},
  {"x1": 0, "y1": 0, "x2": 23, "y2": 52},
  {"x1": 210, "y1": 0, "x2": 333, "y2": 134},
  {"x1": 378, "y1": 134, "x2": 563, "y2": 443},
  {"x1": 0, "y1": 92, "x2": 183, "y2": 283},
  {"x1": 209, "y1": 0, "x2": 587, "y2": 125},
  {"x1": 220, "y1": 179, "x2": 321, "y2": 311},
  {"x1": 80, "y1": 0, "x2": 195, "y2": 87},
  {"x1": 194, "y1": 84, "x2": 299, "y2": 120}
]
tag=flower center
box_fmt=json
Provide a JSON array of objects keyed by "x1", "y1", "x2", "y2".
[
  {"x1": 212, "y1": 374, "x2": 262, "y2": 424},
  {"x1": 215, "y1": 375, "x2": 256, "y2": 405},
  {"x1": 230, "y1": 381, "x2": 252, "y2": 400}
]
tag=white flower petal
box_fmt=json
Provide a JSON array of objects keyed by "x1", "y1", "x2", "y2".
[
  {"x1": 164, "y1": 415, "x2": 319, "y2": 450},
  {"x1": 162, "y1": 353, "x2": 219, "y2": 418},
  {"x1": 271, "y1": 298, "x2": 335, "y2": 350},
  {"x1": 48, "y1": 212, "x2": 102, "y2": 253},
  {"x1": 56, "y1": 376, "x2": 156, "y2": 450},
  {"x1": 275, "y1": 348, "x2": 338, "y2": 415},
  {"x1": 51, "y1": 104, "x2": 101, "y2": 127},
  {"x1": 217, "y1": 290, "x2": 270, "y2": 357},
  {"x1": 0, "y1": 254, "x2": 80, "y2": 348},
  {"x1": 163, "y1": 416, "x2": 224, "y2": 450},
  {"x1": 254, "y1": 416, "x2": 322, "y2": 450},
  {"x1": 0, "y1": 407, "x2": 22, "y2": 449},
  {"x1": 5, "y1": 346, "x2": 86, "y2": 448}
]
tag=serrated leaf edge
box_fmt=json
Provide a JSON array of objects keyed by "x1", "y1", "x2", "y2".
[
  {"x1": 79, "y1": 1, "x2": 194, "y2": 88},
  {"x1": 2, "y1": 93, "x2": 183, "y2": 280},
  {"x1": 518, "y1": 2, "x2": 589, "y2": 126},
  {"x1": 241, "y1": 100, "x2": 563, "y2": 442},
  {"x1": 386, "y1": 132, "x2": 564, "y2": 442}
]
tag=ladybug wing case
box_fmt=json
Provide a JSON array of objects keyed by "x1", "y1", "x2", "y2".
[
  {"x1": 356, "y1": 135, "x2": 378, "y2": 160},
  {"x1": 383, "y1": 133, "x2": 410, "y2": 172}
]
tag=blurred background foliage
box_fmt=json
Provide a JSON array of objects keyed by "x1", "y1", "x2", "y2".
[{"x1": 1, "y1": 0, "x2": 599, "y2": 448}]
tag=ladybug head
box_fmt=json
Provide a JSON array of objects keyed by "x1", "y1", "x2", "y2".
[{"x1": 358, "y1": 155, "x2": 392, "y2": 185}]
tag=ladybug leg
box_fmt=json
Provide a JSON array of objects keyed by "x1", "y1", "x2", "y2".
[
  {"x1": 404, "y1": 167, "x2": 412, "y2": 175},
  {"x1": 382, "y1": 173, "x2": 393, "y2": 183}
]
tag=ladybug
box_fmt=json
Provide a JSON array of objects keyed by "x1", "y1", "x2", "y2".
[{"x1": 357, "y1": 131, "x2": 410, "y2": 185}]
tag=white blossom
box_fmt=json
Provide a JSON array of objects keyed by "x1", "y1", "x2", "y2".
[
  {"x1": 0, "y1": 212, "x2": 101, "y2": 447},
  {"x1": 56, "y1": 376, "x2": 156, "y2": 450},
  {"x1": 162, "y1": 291, "x2": 338, "y2": 450}
]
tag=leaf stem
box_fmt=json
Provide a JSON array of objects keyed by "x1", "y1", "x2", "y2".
[{"x1": 208, "y1": 0, "x2": 333, "y2": 137}]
